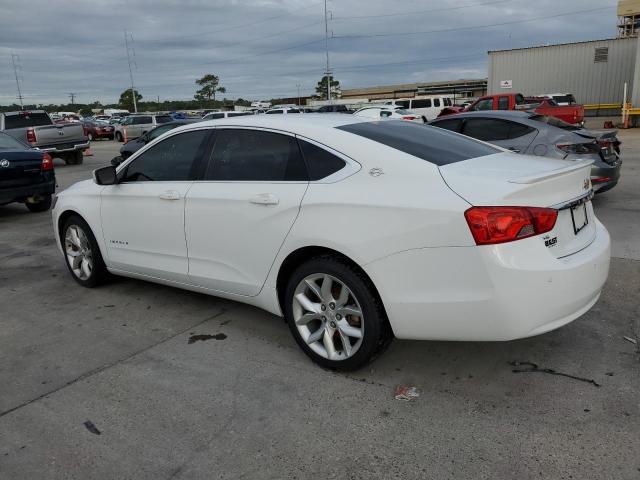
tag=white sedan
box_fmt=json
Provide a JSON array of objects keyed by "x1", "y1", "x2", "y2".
[
  {"x1": 52, "y1": 115, "x2": 610, "y2": 370},
  {"x1": 353, "y1": 106, "x2": 425, "y2": 123}
]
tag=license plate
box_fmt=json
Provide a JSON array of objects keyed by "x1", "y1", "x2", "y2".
[{"x1": 570, "y1": 202, "x2": 588, "y2": 235}]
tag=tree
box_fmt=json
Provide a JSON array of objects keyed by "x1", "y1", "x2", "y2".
[
  {"x1": 118, "y1": 89, "x2": 142, "y2": 111},
  {"x1": 194, "y1": 74, "x2": 226, "y2": 106},
  {"x1": 315, "y1": 75, "x2": 341, "y2": 100}
]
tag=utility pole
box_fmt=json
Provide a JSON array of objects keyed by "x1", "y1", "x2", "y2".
[
  {"x1": 68, "y1": 92, "x2": 76, "y2": 104},
  {"x1": 11, "y1": 54, "x2": 24, "y2": 109},
  {"x1": 296, "y1": 83, "x2": 301, "y2": 106},
  {"x1": 124, "y1": 29, "x2": 138, "y2": 113},
  {"x1": 324, "y1": 0, "x2": 332, "y2": 103}
]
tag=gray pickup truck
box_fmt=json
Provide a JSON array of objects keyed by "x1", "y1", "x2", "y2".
[{"x1": 0, "y1": 110, "x2": 89, "y2": 165}]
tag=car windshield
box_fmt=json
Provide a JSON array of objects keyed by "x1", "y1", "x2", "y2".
[
  {"x1": 0, "y1": 132, "x2": 28, "y2": 149},
  {"x1": 530, "y1": 114, "x2": 581, "y2": 131},
  {"x1": 337, "y1": 121, "x2": 499, "y2": 166}
]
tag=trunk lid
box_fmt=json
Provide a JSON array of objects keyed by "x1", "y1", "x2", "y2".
[
  {"x1": 0, "y1": 149, "x2": 45, "y2": 188},
  {"x1": 440, "y1": 152, "x2": 596, "y2": 258}
]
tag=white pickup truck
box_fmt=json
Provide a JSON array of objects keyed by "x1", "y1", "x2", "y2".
[{"x1": 0, "y1": 110, "x2": 89, "y2": 165}]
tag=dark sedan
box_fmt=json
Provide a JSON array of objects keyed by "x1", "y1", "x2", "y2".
[
  {"x1": 429, "y1": 110, "x2": 622, "y2": 194},
  {"x1": 0, "y1": 131, "x2": 55, "y2": 212},
  {"x1": 115, "y1": 120, "x2": 197, "y2": 163}
]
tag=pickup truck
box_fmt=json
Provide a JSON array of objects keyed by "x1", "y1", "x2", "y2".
[
  {"x1": 0, "y1": 131, "x2": 55, "y2": 212},
  {"x1": 0, "y1": 110, "x2": 89, "y2": 165},
  {"x1": 438, "y1": 93, "x2": 584, "y2": 126}
]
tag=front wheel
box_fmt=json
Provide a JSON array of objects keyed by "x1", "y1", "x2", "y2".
[
  {"x1": 284, "y1": 256, "x2": 392, "y2": 370},
  {"x1": 115, "y1": 131, "x2": 123, "y2": 142},
  {"x1": 62, "y1": 215, "x2": 108, "y2": 287}
]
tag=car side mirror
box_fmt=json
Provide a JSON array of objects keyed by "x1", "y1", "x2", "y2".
[
  {"x1": 94, "y1": 165, "x2": 117, "y2": 185},
  {"x1": 110, "y1": 156, "x2": 124, "y2": 167}
]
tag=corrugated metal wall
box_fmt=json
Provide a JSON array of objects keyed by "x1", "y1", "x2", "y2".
[{"x1": 487, "y1": 38, "x2": 637, "y2": 104}]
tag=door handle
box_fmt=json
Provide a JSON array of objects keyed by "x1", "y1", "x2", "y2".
[
  {"x1": 249, "y1": 193, "x2": 279, "y2": 206},
  {"x1": 508, "y1": 147, "x2": 521, "y2": 153},
  {"x1": 159, "y1": 190, "x2": 181, "y2": 201}
]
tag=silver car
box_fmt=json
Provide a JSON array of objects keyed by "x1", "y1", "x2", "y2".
[
  {"x1": 114, "y1": 114, "x2": 173, "y2": 142},
  {"x1": 429, "y1": 110, "x2": 622, "y2": 193}
]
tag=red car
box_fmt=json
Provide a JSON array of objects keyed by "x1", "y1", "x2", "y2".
[
  {"x1": 439, "y1": 93, "x2": 584, "y2": 126},
  {"x1": 82, "y1": 120, "x2": 115, "y2": 141}
]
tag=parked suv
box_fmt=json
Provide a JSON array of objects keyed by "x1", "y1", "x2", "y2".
[
  {"x1": 383, "y1": 96, "x2": 453, "y2": 122},
  {"x1": 114, "y1": 114, "x2": 173, "y2": 142}
]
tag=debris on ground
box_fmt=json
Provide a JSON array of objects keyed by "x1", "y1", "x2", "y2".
[
  {"x1": 509, "y1": 361, "x2": 601, "y2": 387},
  {"x1": 83, "y1": 421, "x2": 101, "y2": 435},
  {"x1": 187, "y1": 333, "x2": 227, "y2": 344},
  {"x1": 394, "y1": 385, "x2": 420, "y2": 401},
  {"x1": 623, "y1": 336, "x2": 637, "y2": 345}
]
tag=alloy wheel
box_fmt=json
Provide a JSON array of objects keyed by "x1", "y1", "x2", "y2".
[
  {"x1": 64, "y1": 225, "x2": 93, "y2": 281},
  {"x1": 292, "y1": 273, "x2": 364, "y2": 361}
]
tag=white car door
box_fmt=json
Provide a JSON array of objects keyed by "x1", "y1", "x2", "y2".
[
  {"x1": 185, "y1": 128, "x2": 309, "y2": 296},
  {"x1": 100, "y1": 129, "x2": 212, "y2": 282}
]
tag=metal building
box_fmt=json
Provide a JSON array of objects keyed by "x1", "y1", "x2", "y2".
[{"x1": 487, "y1": 37, "x2": 637, "y2": 106}]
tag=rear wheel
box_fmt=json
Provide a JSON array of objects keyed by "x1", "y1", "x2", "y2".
[
  {"x1": 87, "y1": 132, "x2": 94, "y2": 141},
  {"x1": 62, "y1": 215, "x2": 108, "y2": 287},
  {"x1": 284, "y1": 256, "x2": 392, "y2": 370},
  {"x1": 25, "y1": 194, "x2": 52, "y2": 213},
  {"x1": 115, "y1": 131, "x2": 123, "y2": 142}
]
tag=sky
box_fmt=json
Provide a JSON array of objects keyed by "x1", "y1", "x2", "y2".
[{"x1": 0, "y1": 0, "x2": 619, "y2": 105}]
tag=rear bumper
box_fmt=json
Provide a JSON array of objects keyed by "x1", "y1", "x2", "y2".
[
  {"x1": 0, "y1": 177, "x2": 56, "y2": 205},
  {"x1": 365, "y1": 219, "x2": 610, "y2": 341},
  {"x1": 591, "y1": 159, "x2": 621, "y2": 193},
  {"x1": 40, "y1": 141, "x2": 90, "y2": 154}
]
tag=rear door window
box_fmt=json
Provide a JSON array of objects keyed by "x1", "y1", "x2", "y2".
[
  {"x1": 497, "y1": 96, "x2": 510, "y2": 110},
  {"x1": 433, "y1": 99, "x2": 441, "y2": 107},
  {"x1": 337, "y1": 121, "x2": 499, "y2": 166},
  {"x1": 155, "y1": 115, "x2": 173, "y2": 124},
  {"x1": 298, "y1": 140, "x2": 346, "y2": 180},
  {"x1": 133, "y1": 116, "x2": 152, "y2": 125},
  {"x1": 205, "y1": 129, "x2": 307, "y2": 181},
  {"x1": 469, "y1": 98, "x2": 493, "y2": 111},
  {"x1": 508, "y1": 122, "x2": 536, "y2": 139},
  {"x1": 396, "y1": 100, "x2": 410, "y2": 109}
]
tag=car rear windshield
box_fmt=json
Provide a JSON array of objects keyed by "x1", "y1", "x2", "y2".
[
  {"x1": 552, "y1": 94, "x2": 575, "y2": 104},
  {"x1": 0, "y1": 132, "x2": 28, "y2": 149},
  {"x1": 156, "y1": 116, "x2": 173, "y2": 124},
  {"x1": 530, "y1": 114, "x2": 581, "y2": 131},
  {"x1": 4, "y1": 112, "x2": 52, "y2": 129},
  {"x1": 336, "y1": 121, "x2": 499, "y2": 166}
]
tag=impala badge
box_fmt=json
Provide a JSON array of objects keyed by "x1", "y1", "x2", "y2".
[
  {"x1": 0, "y1": 159, "x2": 9, "y2": 168},
  {"x1": 369, "y1": 168, "x2": 384, "y2": 177}
]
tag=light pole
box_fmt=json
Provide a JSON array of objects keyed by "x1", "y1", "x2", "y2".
[{"x1": 296, "y1": 83, "x2": 301, "y2": 106}]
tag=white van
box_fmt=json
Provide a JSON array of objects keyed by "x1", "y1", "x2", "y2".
[{"x1": 382, "y1": 96, "x2": 453, "y2": 121}]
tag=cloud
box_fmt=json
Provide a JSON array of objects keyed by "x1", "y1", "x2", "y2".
[{"x1": 0, "y1": 0, "x2": 618, "y2": 104}]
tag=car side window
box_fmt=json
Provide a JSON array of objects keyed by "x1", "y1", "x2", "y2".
[
  {"x1": 498, "y1": 96, "x2": 510, "y2": 110},
  {"x1": 122, "y1": 130, "x2": 210, "y2": 182},
  {"x1": 433, "y1": 99, "x2": 441, "y2": 107},
  {"x1": 507, "y1": 122, "x2": 536, "y2": 139},
  {"x1": 470, "y1": 99, "x2": 493, "y2": 111},
  {"x1": 135, "y1": 116, "x2": 152, "y2": 124},
  {"x1": 148, "y1": 124, "x2": 175, "y2": 140},
  {"x1": 411, "y1": 99, "x2": 431, "y2": 108},
  {"x1": 462, "y1": 118, "x2": 510, "y2": 141},
  {"x1": 298, "y1": 139, "x2": 346, "y2": 180},
  {"x1": 266, "y1": 110, "x2": 283, "y2": 114},
  {"x1": 396, "y1": 100, "x2": 410, "y2": 109},
  {"x1": 431, "y1": 118, "x2": 463, "y2": 133},
  {"x1": 205, "y1": 129, "x2": 307, "y2": 181}
]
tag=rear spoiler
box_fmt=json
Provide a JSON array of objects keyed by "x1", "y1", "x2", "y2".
[{"x1": 508, "y1": 159, "x2": 593, "y2": 185}]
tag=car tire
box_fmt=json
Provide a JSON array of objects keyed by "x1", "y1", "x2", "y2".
[
  {"x1": 25, "y1": 194, "x2": 52, "y2": 213},
  {"x1": 115, "y1": 132, "x2": 123, "y2": 142},
  {"x1": 284, "y1": 255, "x2": 392, "y2": 370},
  {"x1": 61, "y1": 215, "x2": 109, "y2": 288}
]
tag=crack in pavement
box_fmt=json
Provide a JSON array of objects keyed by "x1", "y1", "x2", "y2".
[{"x1": 0, "y1": 309, "x2": 230, "y2": 419}]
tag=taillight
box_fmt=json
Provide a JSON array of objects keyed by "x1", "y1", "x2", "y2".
[
  {"x1": 464, "y1": 206, "x2": 558, "y2": 245},
  {"x1": 591, "y1": 176, "x2": 611, "y2": 184},
  {"x1": 556, "y1": 142, "x2": 599, "y2": 155},
  {"x1": 26, "y1": 128, "x2": 37, "y2": 144},
  {"x1": 401, "y1": 116, "x2": 417, "y2": 121},
  {"x1": 41, "y1": 152, "x2": 54, "y2": 171}
]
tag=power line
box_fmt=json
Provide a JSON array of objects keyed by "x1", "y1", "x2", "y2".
[
  {"x1": 334, "y1": 6, "x2": 615, "y2": 39},
  {"x1": 68, "y1": 92, "x2": 76, "y2": 104},
  {"x1": 333, "y1": 0, "x2": 513, "y2": 20}
]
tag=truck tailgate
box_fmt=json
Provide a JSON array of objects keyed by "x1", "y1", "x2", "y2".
[{"x1": 30, "y1": 124, "x2": 86, "y2": 148}]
